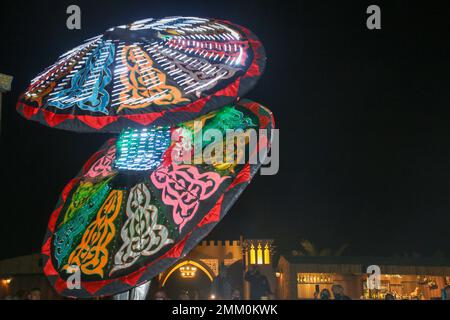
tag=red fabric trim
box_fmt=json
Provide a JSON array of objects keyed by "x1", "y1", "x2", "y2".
[
  {"x1": 62, "y1": 178, "x2": 80, "y2": 200},
  {"x1": 48, "y1": 205, "x2": 63, "y2": 233},
  {"x1": 42, "y1": 238, "x2": 51, "y2": 259},
  {"x1": 161, "y1": 233, "x2": 188, "y2": 259},
  {"x1": 242, "y1": 100, "x2": 275, "y2": 130},
  {"x1": 244, "y1": 101, "x2": 261, "y2": 114},
  {"x1": 18, "y1": 103, "x2": 39, "y2": 119},
  {"x1": 122, "y1": 111, "x2": 165, "y2": 126},
  {"x1": 226, "y1": 163, "x2": 251, "y2": 191},
  {"x1": 121, "y1": 271, "x2": 143, "y2": 287},
  {"x1": 43, "y1": 256, "x2": 58, "y2": 276},
  {"x1": 215, "y1": 78, "x2": 241, "y2": 98},
  {"x1": 197, "y1": 195, "x2": 224, "y2": 228},
  {"x1": 54, "y1": 278, "x2": 69, "y2": 293},
  {"x1": 82, "y1": 279, "x2": 113, "y2": 295},
  {"x1": 42, "y1": 110, "x2": 75, "y2": 127},
  {"x1": 244, "y1": 53, "x2": 260, "y2": 78},
  {"x1": 77, "y1": 115, "x2": 116, "y2": 130},
  {"x1": 170, "y1": 97, "x2": 209, "y2": 113}
]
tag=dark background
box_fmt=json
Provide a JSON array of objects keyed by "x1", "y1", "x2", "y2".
[{"x1": 0, "y1": 0, "x2": 449, "y2": 260}]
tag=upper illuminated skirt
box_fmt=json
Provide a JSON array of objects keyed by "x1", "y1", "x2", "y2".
[
  {"x1": 41, "y1": 100, "x2": 274, "y2": 298},
  {"x1": 16, "y1": 17, "x2": 265, "y2": 132}
]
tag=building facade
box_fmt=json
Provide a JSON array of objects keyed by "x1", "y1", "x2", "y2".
[
  {"x1": 276, "y1": 255, "x2": 450, "y2": 300},
  {"x1": 157, "y1": 238, "x2": 275, "y2": 299},
  {"x1": 2, "y1": 242, "x2": 450, "y2": 300}
]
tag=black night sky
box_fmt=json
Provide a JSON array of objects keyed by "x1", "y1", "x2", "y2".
[{"x1": 0, "y1": 0, "x2": 449, "y2": 260}]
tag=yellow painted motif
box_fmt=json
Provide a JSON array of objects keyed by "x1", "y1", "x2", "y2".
[
  {"x1": 63, "y1": 179, "x2": 111, "y2": 223},
  {"x1": 193, "y1": 130, "x2": 249, "y2": 173},
  {"x1": 64, "y1": 190, "x2": 123, "y2": 278},
  {"x1": 117, "y1": 46, "x2": 188, "y2": 112}
]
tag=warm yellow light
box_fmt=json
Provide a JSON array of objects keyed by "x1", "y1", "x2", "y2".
[
  {"x1": 264, "y1": 243, "x2": 270, "y2": 264},
  {"x1": 257, "y1": 243, "x2": 263, "y2": 265},
  {"x1": 180, "y1": 264, "x2": 197, "y2": 278},
  {"x1": 249, "y1": 243, "x2": 256, "y2": 264},
  {"x1": 2, "y1": 278, "x2": 12, "y2": 285},
  {"x1": 275, "y1": 272, "x2": 281, "y2": 278},
  {"x1": 162, "y1": 260, "x2": 214, "y2": 286},
  {"x1": 297, "y1": 273, "x2": 333, "y2": 284}
]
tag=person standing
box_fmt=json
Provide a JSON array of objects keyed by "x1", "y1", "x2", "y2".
[
  {"x1": 211, "y1": 263, "x2": 232, "y2": 299},
  {"x1": 244, "y1": 266, "x2": 271, "y2": 300},
  {"x1": 319, "y1": 288, "x2": 331, "y2": 300},
  {"x1": 331, "y1": 284, "x2": 351, "y2": 300},
  {"x1": 231, "y1": 289, "x2": 242, "y2": 300},
  {"x1": 442, "y1": 285, "x2": 450, "y2": 300},
  {"x1": 153, "y1": 290, "x2": 169, "y2": 300},
  {"x1": 27, "y1": 288, "x2": 41, "y2": 300}
]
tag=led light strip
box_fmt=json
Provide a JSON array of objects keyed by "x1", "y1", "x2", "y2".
[{"x1": 114, "y1": 127, "x2": 172, "y2": 171}]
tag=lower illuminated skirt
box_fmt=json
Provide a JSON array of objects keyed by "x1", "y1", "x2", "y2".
[{"x1": 42, "y1": 99, "x2": 274, "y2": 298}]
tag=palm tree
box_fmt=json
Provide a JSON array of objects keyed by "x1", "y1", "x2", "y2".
[{"x1": 292, "y1": 239, "x2": 349, "y2": 257}]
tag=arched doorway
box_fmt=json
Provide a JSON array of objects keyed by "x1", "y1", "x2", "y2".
[{"x1": 161, "y1": 259, "x2": 215, "y2": 300}]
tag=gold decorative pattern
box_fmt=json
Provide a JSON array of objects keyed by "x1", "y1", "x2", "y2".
[{"x1": 64, "y1": 190, "x2": 123, "y2": 278}]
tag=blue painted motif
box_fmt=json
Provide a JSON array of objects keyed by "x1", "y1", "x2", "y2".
[{"x1": 48, "y1": 40, "x2": 115, "y2": 115}]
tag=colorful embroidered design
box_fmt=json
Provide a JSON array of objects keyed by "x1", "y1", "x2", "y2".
[
  {"x1": 111, "y1": 183, "x2": 173, "y2": 274},
  {"x1": 201, "y1": 106, "x2": 256, "y2": 137},
  {"x1": 202, "y1": 130, "x2": 250, "y2": 173},
  {"x1": 63, "y1": 179, "x2": 111, "y2": 222},
  {"x1": 151, "y1": 163, "x2": 229, "y2": 232},
  {"x1": 115, "y1": 45, "x2": 188, "y2": 112},
  {"x1": 24, "y1": 39, "x2": 99, "y2": 107},
  {"x1": 47, "y1": 40, "x2": 115, "y2": 114},
  {"x1": 85, "y1": 145, "x2": 116, "y2": 179},
  {"x1": 171, "y1": 127, "x2": 194, "y2": 164},
  {"x1": 64, "y1": 190, "x2": 123, "y2": 277},
  {"x1": 153, "y1": 50, "x2": 237, "y2": 95},
  {"x1": 184, "y1": 106, "x2": 257, "y2": 172},
  {"x1": 54, "y1": 182, "x2": 111, "y2": 267}
]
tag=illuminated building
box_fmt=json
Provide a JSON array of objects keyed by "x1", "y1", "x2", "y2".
[
  {"x1": 276, "y1": 256, "x2": 450, "y2": 300},
  {"x1": 1, "y1": 242, "x2": 450, "y2": 300}
]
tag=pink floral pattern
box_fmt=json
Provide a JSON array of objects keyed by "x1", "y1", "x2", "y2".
[
  {"x1": 151, "y1": 163, "x2": 229, "y2": 232},
  {"x1": 170, "y1": 127, "x2": 193, "y2": 164},
  {"x1": 85, "y1": 145, "x2": 116, "y2": 179}
]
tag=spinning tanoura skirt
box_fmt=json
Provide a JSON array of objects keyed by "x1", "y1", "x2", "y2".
[
  {"x1": 41, "y1": 100, "x2": 274, "y2": 298},
  {"x1": 16, "y1": 17, "x2": 265, "y2": 133}
]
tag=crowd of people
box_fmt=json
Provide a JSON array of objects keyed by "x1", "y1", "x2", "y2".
[
  {"x1": 3, "y1": 288, "x2": 41, "y2": 300},
  {"x1": 313, "y1": 285, "x2": 351, "y2": 300},
  {"x1": 3, "y1": 269, "x2": 450, "y2": 300}
]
